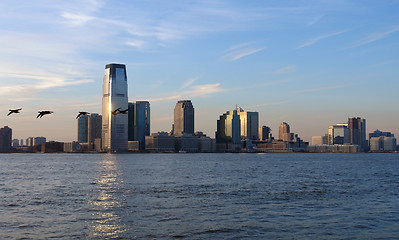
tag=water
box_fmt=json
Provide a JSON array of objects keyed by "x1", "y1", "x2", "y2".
[{"x1": 1, "y1": 153, "x2": 398, "y2": 239}]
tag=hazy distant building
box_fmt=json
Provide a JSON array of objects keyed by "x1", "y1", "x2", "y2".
[
  {"x1": 328, "y1": 124, "x2": 349, "y2": 145},
  {"x1": 279, "y1": 122, "x2": 291, "y2": 142},
  {"x1": 348, "y1": 117, "x2": 367, "y2": 151},
  {"x1": 236, "y1": 107, "x2": 259, "y2": 140},
  {"x1": 128, "y1": 101, "x2": 150, "y2": 150},
  {"x1": 259, "y1": 126, "x2": 272, "y2": 141},
  {"x1": 312, "y1": 136, "x2": 327, "y2": 145},
  {"x1": 102, "y1": 63, "x2": 128, "y2": 152},
  {"x1": 173, "y1": 100, "x2": 194, "y2": 136},
  {"x1": 88, "y1": 113, "x2": 102, "y2": 145},
  {"x1": 0, "y1": 126, "x2": 12, "y2": 152},
  {"x1": 33, "y1": 137, "x2": 46, "y2": 146},
  {"x1": 370, "y1": 135, "x2": 396, "y2": 152},
  {"x1": 12, "y1": 139, "x2": 20, "y2": 147}
]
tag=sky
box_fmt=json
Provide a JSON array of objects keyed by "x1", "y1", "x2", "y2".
[{"x1": 0, "y1": 0, "x2": 398, "y2": 142}]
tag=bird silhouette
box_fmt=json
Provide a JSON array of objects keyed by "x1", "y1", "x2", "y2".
[
  {"x1": 7, "y1": 108, "x2": 22, "y2": 116},
  {"x1": 118, "y1": 108, "x2": 129, "y2": 114},
  {"x1": 111, "y1": 108, "x2": 121, "y2": 115},
  {"x1": 76, "y1": 111, "x2": 90, "y2": 119},
  {"x1": 37, "y1": 111, "x2": 54, "y2": 118}
]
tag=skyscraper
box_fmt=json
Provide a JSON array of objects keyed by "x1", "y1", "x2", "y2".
[
  {"x1": 279, "y1": 122, "x2": 291, "y2": 142},
  {"x1": 102, "y1": 63, "x2": 128, "y2": 152},
  {"x1": 77, "y1": 115, "x2": 89, "y2": 143},
  {"x1": 88, "y1": 113, "x2": 102, "y2": 144},
  {"x1": 216, "y1": 109, "x2": 241, "y2": 144},
  {"x1": 235, "y1": 107, "x2": 259, "y2": 140},
  {"x1": 259, "y1": 126, "x2": 271, "y2": 141},
  {"x1": 128, "y1": 101, "x2": 150, "y2": 150},
  {"x1": 0, "y1": 126, "x2": 12, "y2": 153},
  {"x1": 348, "y1": 117, "x2": 366, "y2": 151},
  {"x1": 173, "y1": 100, "x2": 194, "y2": 136},
  {"x1": 327, "y1": 123, "x2": 349, "y2": 145}
]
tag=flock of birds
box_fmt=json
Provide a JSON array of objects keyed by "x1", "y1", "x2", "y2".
[{"x1": 7, "y1": 108, "x2": 130, "y2": 119}]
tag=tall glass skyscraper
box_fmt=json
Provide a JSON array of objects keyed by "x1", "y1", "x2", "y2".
[
  {"x1": 77, "y1": 115, "x2": 89, "y2": 143},
  {"x1": 128, "y1": 101, "x2": 150, "y2": 150},
  {"x1": 173, "y1": 100, "x2": 194, "y2": 136},
  {"x1": 102, "y1": 63, "x2": 128, "y2": 152}
]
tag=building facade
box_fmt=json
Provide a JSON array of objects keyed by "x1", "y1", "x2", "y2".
[
  {"x1": 216, "y1": 109, "x2": 241, "y2": 144},
  {"x1": 102, "y1": 63, "x2": 129, "y2": 152},
  {"x1": 259, "y1": 126, "x2": 272, "y2": 141},
  {"x1": 77, "y1": 115, "x2": 89, "y2": 143},
  {"x1": 327, "y1": 124, "x2": 349, "y2": 145},
  {"x1": 279, "y1": 122, "x2": 291, "y2": 142},
  {"x1": 128, "y1": 101, "x2": 150, "y2": 150},
  {"x1": 0, "y1": 126, "x2": 12, "y2": 153},
  {"x1": 173, "y1": 100, "x2": 194, "y2": 136},
  {"x1": 348, "y1": 117, "x2": 367, "y2": 151},
  {"x1": 236, "y1": 107, "x2": 259, "y2": 140},
  {"x1": 88, "y1": 113, "x2": 102, "y2": 145}
]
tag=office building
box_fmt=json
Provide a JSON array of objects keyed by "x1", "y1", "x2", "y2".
[
  {"x1": 279, "y1": 122, "x2": 291, "y2": 142},
  {"x1": 327, "y1": 124, "x2": 349, "y2": 145},
  {"x1": 370, "y1": 136, "x2": 396, "y2": 152},
  {"x1": 77, "y1": 115, "x2": 89, "y2": 143},
  {"x1": 102, "y1": 63, "x2": 129, "y2": 152},
  {"x1": 33, "y1": 137, "x2": 46, "y2": 146},
  {"x1": 348, "y1": 117, "x2": 367, "y2": 151},
  {"x1": 145, "y1": 132, "x2": 175, "y2": 152},
  {"x1": 12, "y1": 139, "x2": 20, "y2": 147},
  {"x1": 0, "y1": 126, "x2": 12, "y2": 152},
  {"x1": 128, "y1": 101, "x2": 150, "y2": 150},
  {"x1": 216, "y1": 109, "x2": 241, "y2": 144},
  {"x1": 236, "y1": 107, "x2": 259, "y2": 140},
  {"x1": 259, "y1": 126, "x2": 272, "y2": 141},
  {"x1": 88, "y1": 113, "x2": 102, "y2": 145},
  {"x1": 173, "y1": 100, "x2": 194, "y2": 136},
  {"x1": 312, "y1": 136, "x2": 327, "y2": 145}
]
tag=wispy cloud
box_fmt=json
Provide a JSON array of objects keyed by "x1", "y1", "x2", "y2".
[
  {"x1": 275, "y1": 65, "x2": 296, "y2": 74},
  {"x1": 181, "y1": 76, "x2": 200, "y2": 89},
  {"x1": 145, "y1": 83, "x2": 229, "y2": 102},
  {"x1": 223, "y1": 42, "x2": 265, "y2": 61},
  {"x1": 296, "y1": 30, "x2": 349, "y2": 49},
  {"x1": 354, "y1": 25, "x2": 399, "y2": 47}
]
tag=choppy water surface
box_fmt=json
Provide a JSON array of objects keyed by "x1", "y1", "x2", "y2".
[{"x1": 1, "y1": 153, "x2": 398, "y2": 239}]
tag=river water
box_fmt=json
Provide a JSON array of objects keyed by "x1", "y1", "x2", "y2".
[{"x1": 0, "y1": 153, "x2": 398, "y2": 239}]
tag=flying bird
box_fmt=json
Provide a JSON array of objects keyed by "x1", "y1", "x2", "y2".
[
  {"x1": 111, "y1": 108, "x2": 121, "y2": 115},
  {"x1": 7, "y1": 108, "x2": 22, "y2": 116},
  {"x1": 76, "y1": 111, "x2": 90, "y2": 119},
  {"x1": 37, "y1": 111, "x2": 54, "y2": 118},
  {"x1": 118, "y1": 108, "x2": 129, "y2": 114}
]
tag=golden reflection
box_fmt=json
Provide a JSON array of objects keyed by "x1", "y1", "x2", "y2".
[{"x1": 89, "y1": 155, "x2": 126, "y2": 238}]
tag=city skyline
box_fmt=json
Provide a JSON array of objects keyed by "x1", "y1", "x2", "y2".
[{"x1": 1, "y1": 1, "x2": 399, "y2": 142}]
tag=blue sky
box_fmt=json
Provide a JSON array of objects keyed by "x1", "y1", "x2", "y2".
[{"x1": 1, "y1": 0, "x2": 398, "y2": 142}]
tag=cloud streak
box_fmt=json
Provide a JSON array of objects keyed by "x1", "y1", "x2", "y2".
[
  {"x1": 354, "y1": 25, "x2": 399, "y2": 47},
  {"x1": 181, "y1": 76, "x2": 200, "y2": 89},
  {"x1": 296, "y1": 30, "x2": 349, "y2": 49}
]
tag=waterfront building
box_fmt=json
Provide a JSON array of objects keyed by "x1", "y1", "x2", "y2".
[
  {"x1": 259, "y1": 126, "x2": 272, "y2": 141},
  {"x1": 369, "y1": 136, "x2": 397, "y2": 152},
  {"x1": 327, "y1": 123, "x2": 349, "y2": 145},
  {"x1": 88, "y1": 113, "x2": 102, "y2": 145},
  {"x1": 175, "y1": 134, "x2": 199, "y2": 152},
  {"x1": 102, "y1": 63, "x2": 129, "y2": 152},
  {"x1": 128, "y1": 101, "x2": 150, "y2": 150},
  {"x1": 279, "y1": 122, "x2": 291, "y2": 142},
  {"x1": 77, "y1": 115, "x2": 89, "y2": 143},
  {"x1": 312, "y1": 136, "x2": 327, "y2": 145},
  {"x1": 348, "y1": 117, "x2": 367, "y2": 151},
  {"x1": 308, "y1": 144, "x2": 360, "y2": 153},
  {"x1": 20, "y1": 139, "x2": 24, "y2": 146},
  {"x1": 12, "y1": 139, "x2": 20, "y2": 147},
  {"x1": 33, "y1": 137, "x2": 46, "y2": 146},
  {"x1": 173, "y1": 100, "x2": 194, "y2": 136},
  {"x1": 145, "y1": 132, "x2": 175, "y2": 152},
  {"x1": 216, "y1": 109, "x2": 241, "y2": 152},
  {"x1": 236, "y1": 107, "x2": 259, "y2": 140},
  {"x1": 0, "y1": 126, "x2": 12, "y2": 153},
  {"x1": 63, "y1": 142, "x2": 82, "y2": 152}
]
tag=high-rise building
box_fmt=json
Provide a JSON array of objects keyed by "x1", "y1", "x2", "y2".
[
  {"x1": 236, "y1": 107, "x2": 259, "y2": 140},
  {"x1": 327, "y1": 123, "x2": 349, "y2": 145},
  {"x1": 173, "y1": 100, "x2": 194, "y2": 136},
  {"x1": 77, "y1": 115, "x2": 89, "y2": 143},
  {"x1": 88, "y1": 113, "x2": 102, "y2": 144},
  {"x1": 259, "y1": 126, "x2": 271, "y2": 141},
  {"x1": 216, "y1": 109, "x2": 241, "y2": 144},
  {"x1": 33, "y1": 137, "x2": 46, "y2": 146},
  {"x1": 348, "y1": 117, "x2": 366, "y2": 151},
  {"x1": 102, "y1": 63, "x2": 129, "y2": 152},
  {"x1": 0, "y1": 126, "x2": 12, "y2": 153},
  {"x1": 128, "y1": 101, "x2": 150, "y2": 150},
  {"x1": 279, "y1": 122, "x2": 291, "y2": 142}
]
